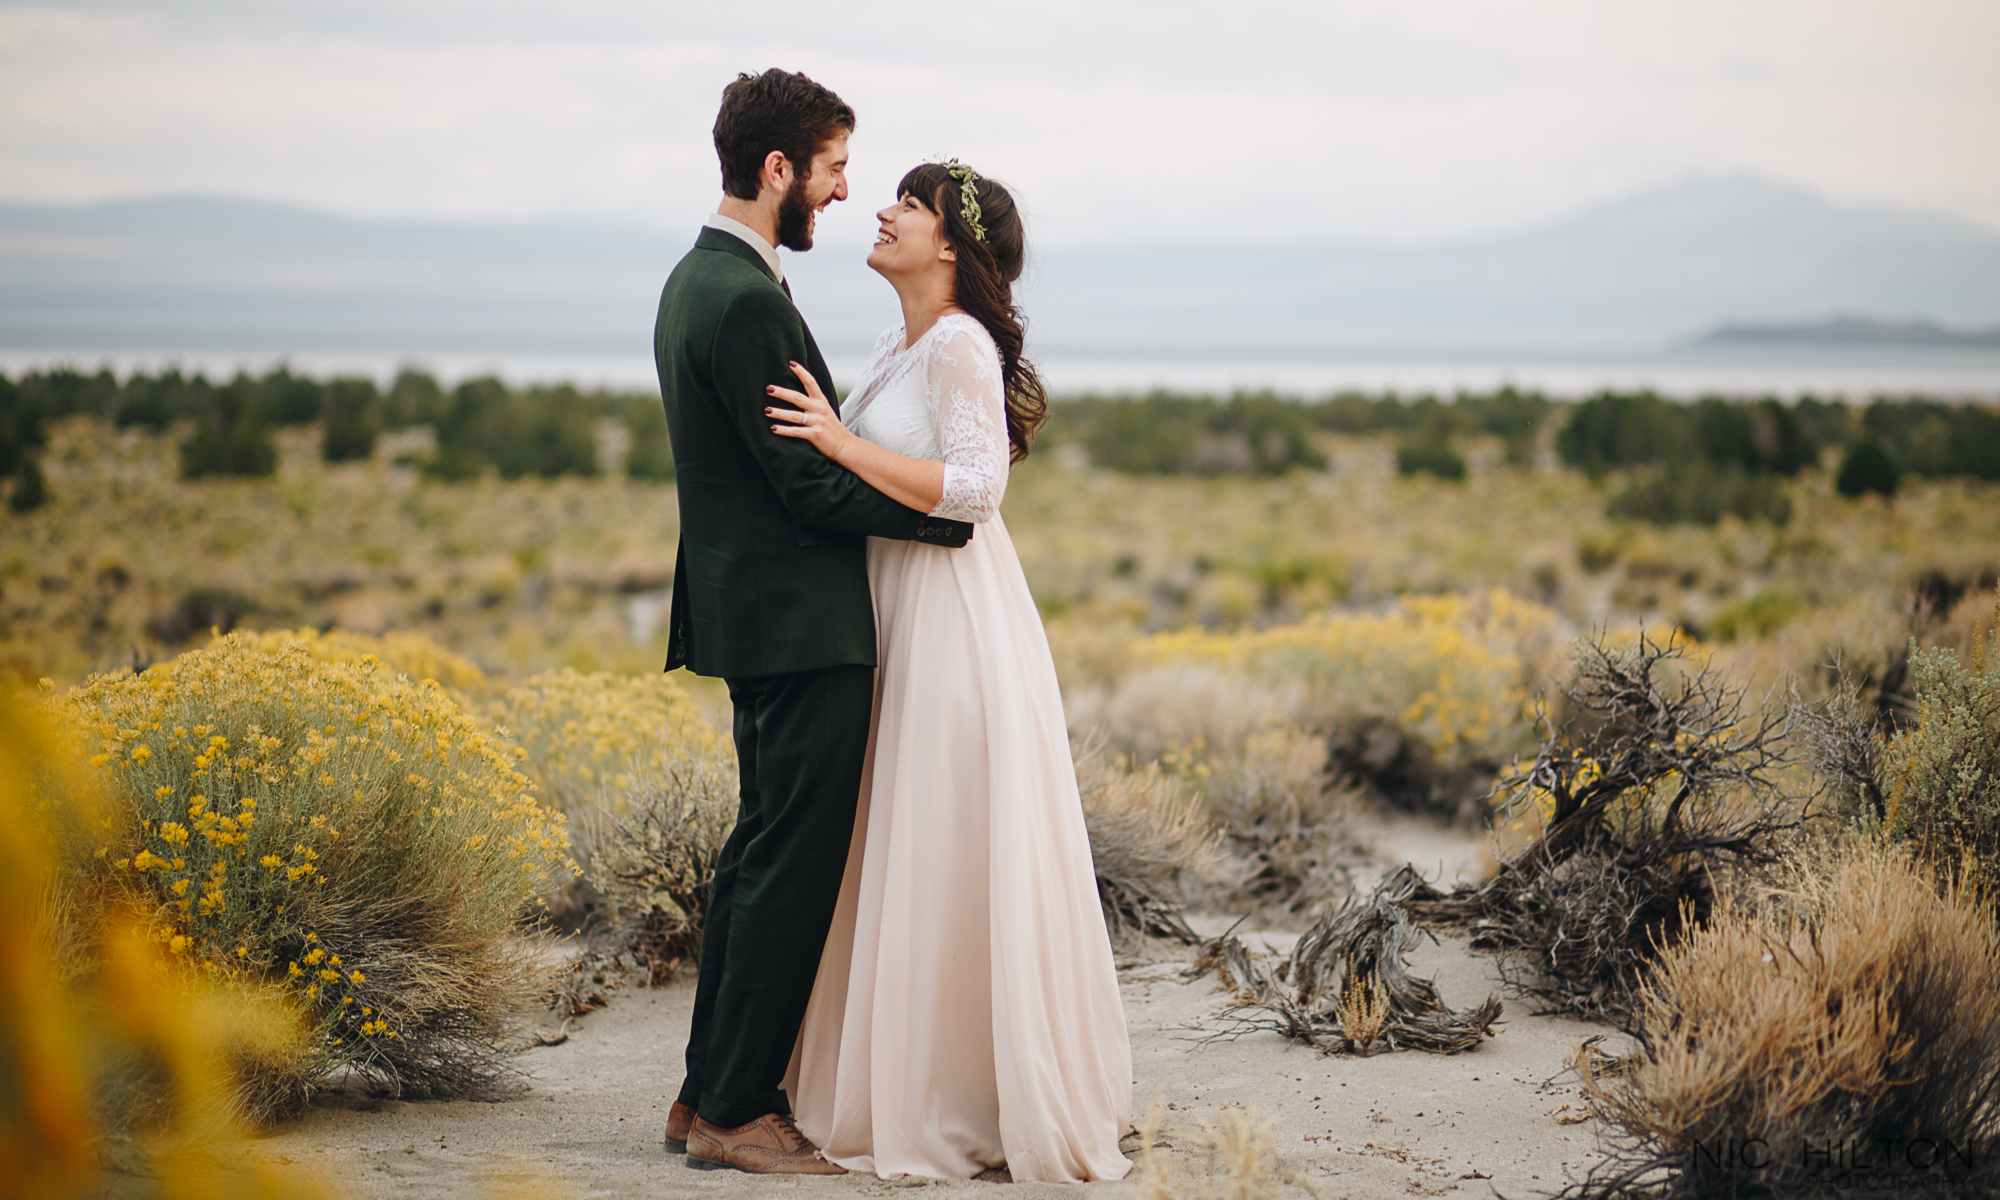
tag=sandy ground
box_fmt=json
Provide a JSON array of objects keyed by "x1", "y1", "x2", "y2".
[{"x1": 252, "y1": 814, "x2": 1637, "y2": 1200}]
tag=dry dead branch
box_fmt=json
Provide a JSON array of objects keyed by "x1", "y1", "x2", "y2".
[
  {"x1": 1400, "y1": 628, "x2": 1809, "y2": 1031},
  {"x1": 1191, "y1": 865, "x2": 1502, "y2": 1056}
]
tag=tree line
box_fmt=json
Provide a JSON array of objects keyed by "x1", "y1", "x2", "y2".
[
  {"x1": 0, "y1": 366, "x2": 675, "y2": 509},
  {"x1": 1040, "y1": 387, "x2": 1999, "y2": 522},
  {"x1": 3, "y1": 367, "x2": 1996, "y2": 525},
  {"x1": 1040, "y1": 387, "x2": 1552, "y2": 479},
  {"x1": 1554, "y1": 392, "x2": 2000, "y2": 522}
]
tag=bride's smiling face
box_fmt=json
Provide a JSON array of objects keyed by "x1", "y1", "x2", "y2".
[{"x1": 867, "y1": 191, "x2": 956, "y2": 282}]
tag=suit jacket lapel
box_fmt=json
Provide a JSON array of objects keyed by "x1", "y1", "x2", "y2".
[
  {"x1": 694, "y1": 225, "x2": 777, "y2": 282},
  {"x1": 693, "y1": 227, "x2": 841, "y2": 414}
]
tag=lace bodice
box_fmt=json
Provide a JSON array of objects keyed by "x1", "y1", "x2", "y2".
[{"x1": 839, "y1": 312, "x2": 1008, "y2": 523}]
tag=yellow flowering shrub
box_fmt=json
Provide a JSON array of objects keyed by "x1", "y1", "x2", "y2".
[
  {"x1": 494, "y1": 668, "x2": 728, "y2": 819},
  {"x1": 491, "y1": 668, "x2": 731, "y2": 927},
  {"x1": 229, "y1": 627, "x2": 491, "y2": 696},
  {"x1": 2, "y1": 688, "x2": 326, "y2": 1198},
  {"x1": 44, "y1": 631, "x2": 572, "y2": 1113},
  {"x1": 1137, "y1": 588, "x2": 1557, "y2": 766}
]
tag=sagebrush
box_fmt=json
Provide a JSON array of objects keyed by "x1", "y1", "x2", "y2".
[
  {"x1": 45, "y1": 632, "x2": 572, "y2": 1115},
  {"x1": 1572, "y1": 840, "x2": 2000, "y2": 1199}
]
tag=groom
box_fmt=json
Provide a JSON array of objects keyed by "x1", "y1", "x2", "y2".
[{"x1": 652, "y1": 69, "x2": 973, "y2": 1174}]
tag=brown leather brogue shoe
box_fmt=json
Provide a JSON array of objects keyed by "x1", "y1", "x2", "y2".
[
  {"x1": 662, "y1": 1101, "x2": 696, "y2": 1153},
  {"x1": 685, "y1": 1113, "x2": 846, "y2": 1175}
]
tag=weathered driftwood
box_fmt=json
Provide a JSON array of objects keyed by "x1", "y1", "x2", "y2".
[{"x1": 1190, "y1": 865, "x2": 1502, "y2": 1055}]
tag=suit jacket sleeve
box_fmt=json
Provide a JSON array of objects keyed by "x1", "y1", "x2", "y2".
[{"x1": 710, "y1": 283, "x2": 972, "y2": 546}]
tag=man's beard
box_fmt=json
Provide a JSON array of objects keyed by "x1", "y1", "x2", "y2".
[{"x1": 775, "y1": 170, "x2": 817, "y2": 252}]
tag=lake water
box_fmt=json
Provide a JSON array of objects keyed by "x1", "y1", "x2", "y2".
[{"x1": 5, "y1": 347, "x2": 2000, "y2": 400}]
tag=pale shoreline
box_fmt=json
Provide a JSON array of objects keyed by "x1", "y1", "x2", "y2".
[{"x1": 9, "y1": 347, "x2": 2000, "y2": 401}]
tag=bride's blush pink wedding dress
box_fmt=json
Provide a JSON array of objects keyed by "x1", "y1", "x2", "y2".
[{"x1": 783, "y1": 313, "x2": 1133, "y2": 1183}]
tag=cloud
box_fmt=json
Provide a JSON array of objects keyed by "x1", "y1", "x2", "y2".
[{"x1": 2, "y1": 0, "x2": 1996, "y2": 244}]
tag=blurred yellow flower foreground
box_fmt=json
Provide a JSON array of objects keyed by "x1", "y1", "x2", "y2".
[{"x1": 1, "y1": 688, "x2": 329, "y2": 1199}]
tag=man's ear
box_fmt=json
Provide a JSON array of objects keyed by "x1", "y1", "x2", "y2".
[{"x1": 761, "y1": 150, "x2": 792, "y2": 198}]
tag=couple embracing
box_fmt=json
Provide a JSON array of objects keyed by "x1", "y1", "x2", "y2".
[{"x1": 650, "y1": 69, "x2": 1133, "y2": 1183}]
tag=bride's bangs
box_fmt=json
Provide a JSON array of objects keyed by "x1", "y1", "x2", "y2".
[{"x1": 895, "y1": 163, "x2": 954, "y2": 217}]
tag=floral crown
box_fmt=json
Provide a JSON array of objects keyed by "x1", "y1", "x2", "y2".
[{"x1": 942, "y1": 159, "x2": 987, "y2": 243}]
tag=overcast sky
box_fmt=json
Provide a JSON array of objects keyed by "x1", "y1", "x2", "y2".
[{"x1": 2, "y1": 0, "x2": 1995, "y2": 250}]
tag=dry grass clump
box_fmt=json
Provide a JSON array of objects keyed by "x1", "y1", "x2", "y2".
[
  {"x1": 1193, "y1": 865, "x2": 1502, "y2": 1056},
  {"x1": 1719, "y1": 590, "x2": 1913, "y2": 718},
  {"x1": 1570, "y1": 840, "x2": 2000, "y2": 1199},
  {"x1": 587, "y1": 758, "x2": 737, "y2": 988},
  {"x1": 1406, "y1": 628, "x2": 1805, "y2": 1030},
  {"x1": 2, "y1": 689, "x2": 328, "y2": 1198},
  {"x1": 1135, "y1": 1100, "x2": 1320, "y2": 1200},
  {"x1": 1076, "y1": 745, "x2": 1221, "y2": 945},
  {"x1": 1073, "y1": 700, "x2": 1367, "y2": 918},
  {"x1": 1091, "y1": 589, "x2": 1557, "y2": 829},
  {"x1": 1075, "y1": 663, "x2": 1307, "y2": 766},
  {"x1": 1190, "y1": 723, "x2": 1373, "y2": 917},
  {"x1": 42, "y1": 632, "x2": 572, "y2": 1116},
  {"x1": 490, "y1": 667, "x2": 728, "y2": 930}
]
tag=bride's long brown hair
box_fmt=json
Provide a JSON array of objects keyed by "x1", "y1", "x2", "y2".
[{"x1": 898, "y1": 162, "x2": 1047, "y2": 463}]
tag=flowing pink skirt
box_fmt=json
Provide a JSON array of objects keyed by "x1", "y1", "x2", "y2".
[{"x1": 784, "y1": 513, "x2": 1133, "y2": 1183}]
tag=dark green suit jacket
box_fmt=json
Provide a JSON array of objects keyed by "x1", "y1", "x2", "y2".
[{"x1": 655, "y1": 227, "x2": 972, "y2": 678}]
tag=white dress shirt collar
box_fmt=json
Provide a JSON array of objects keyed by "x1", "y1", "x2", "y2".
[{"x1": 704, "y1": 212, "x2": 784, "y2": 284}]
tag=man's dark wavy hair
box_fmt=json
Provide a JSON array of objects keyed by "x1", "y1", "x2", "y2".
[{"x1": 712, "y1": 69, "x2": 856, "y2": 200}]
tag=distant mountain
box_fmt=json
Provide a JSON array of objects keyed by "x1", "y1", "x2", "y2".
[
  {"x1": 3, "y1": 176, "x2": 1998, "y2": 361},
  {"x1": 0, "y1": 195, "x2": 681, "y2": 355},
  {"x1": 1012, "y1": 177, "x2": 2000, "y2": 357},
  {"x1": 1690, "y1": 316, "x2": 2000, "y2": 348}
]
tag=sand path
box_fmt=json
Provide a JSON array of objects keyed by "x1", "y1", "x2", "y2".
[{"x1": 254, "y1": 815, "x2": 1633, "y2": 1199}]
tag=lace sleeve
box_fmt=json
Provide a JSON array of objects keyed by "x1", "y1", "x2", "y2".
[{"x1": 925, "y1": 318, "x2": 1009, "y2": 523}]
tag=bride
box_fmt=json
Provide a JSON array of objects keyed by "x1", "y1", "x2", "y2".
[{"x1": 760, "y1": 161, "x2": 1133, "y2": 1184}]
